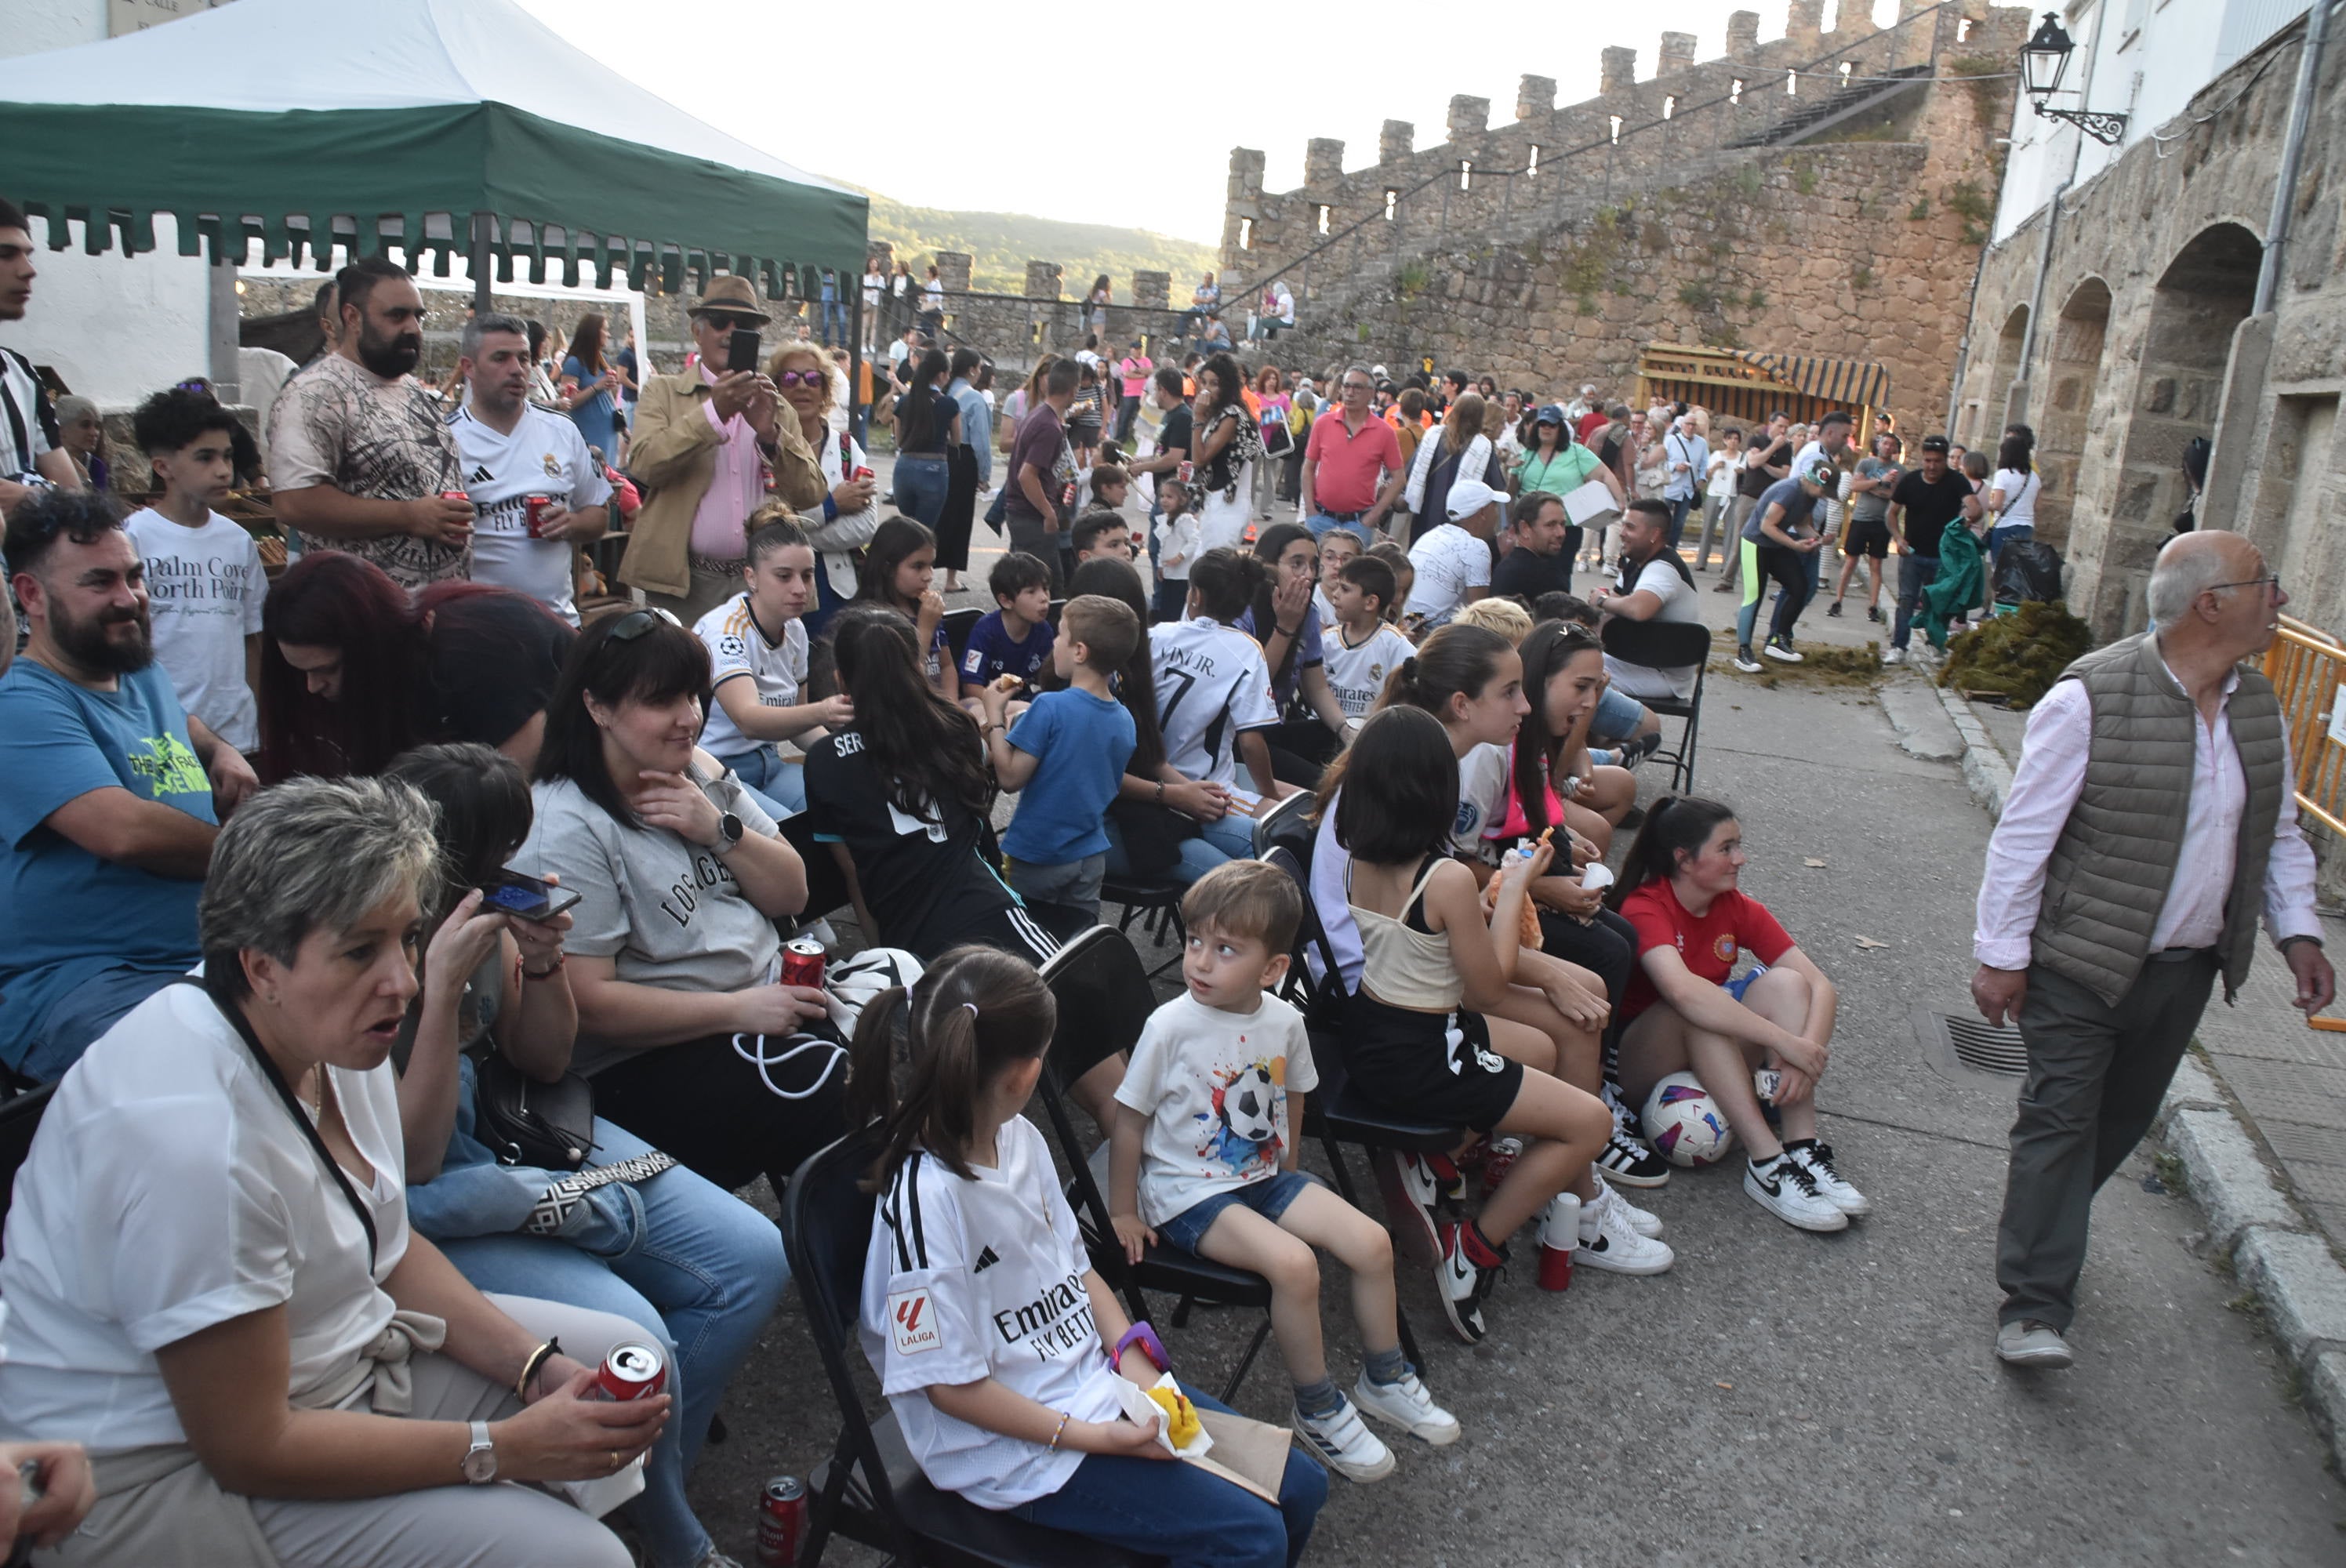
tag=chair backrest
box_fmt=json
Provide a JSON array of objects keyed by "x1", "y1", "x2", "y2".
[
  {"x1": 1253, "y1": 787, "x2": 1316, "y2": 858},
  {"x1": 1600, "y1": 615, "x2": 1711, "y2": 683},
  {"x1": 941, "y1": 605, "x2": 984, "y2": 666},
  {"x1": 1262, "y1": 845, "x2": 1346, "y2": 1022},
  {"x1": 0, "y1": 1083, "x2": 56, "y2": 1260},
  {"x1": 1035, "y1": 927, "x2": 1157, "y2": 1242},
  {"x1": 783, "y1": 1127, "x2": 921, "y2": 1558},
  {"x1": 779, "y1": 807, "x2": 853, "y2": 922}
]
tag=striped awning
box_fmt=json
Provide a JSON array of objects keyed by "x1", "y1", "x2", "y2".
[{"x1": 1634, "y1": 343, "x2": 1888, "y2": 434}]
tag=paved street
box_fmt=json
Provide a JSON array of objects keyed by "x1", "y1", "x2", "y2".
[{"x1": 678, "y1": 509, "x2": 2346, "y2": 1565}]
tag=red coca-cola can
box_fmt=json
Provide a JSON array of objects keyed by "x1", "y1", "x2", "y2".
[
  {"x1": 523, "y1": 495, "x2": 555, "y2": 538},
  {"x1": 780, "y1": 935, "x2": 826, "y2": 990},
  {"x1": 1175, "y1": 461, "x2": 1193, "y2": 485},
  {"x1": 1061, "y1": 480, "x2": 1078, "y2": 507},
  {"x1": 852, "y1": 465, "x2": 874, "y2": 483},
  {"x1": 440, "y1": 489, "x2": 470, "y2": 504},
  {"x1": 586, "y1": 1342, "x2": 666, "y2": 1402},
  {"x1": 754, "y1": 1475, "x2": 806, "y2": 1567}
]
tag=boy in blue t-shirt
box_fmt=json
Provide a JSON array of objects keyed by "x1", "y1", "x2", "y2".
[
  {"x1": 976, "y1": 593, "x2": 1139, "y2": 919},
  {"x1": 960, "y1": 550, "x2": 1057, "y2": 697}
]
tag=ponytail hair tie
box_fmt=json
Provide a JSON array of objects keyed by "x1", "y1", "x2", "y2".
[{"x1": 962, "y1": 1002, "x2": 980, "y2": 1019}]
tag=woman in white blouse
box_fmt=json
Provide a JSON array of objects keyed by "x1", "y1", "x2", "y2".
[
  {"x1": 770, "y1": 339, "x2": 881, "y2": 642},
  {"x1": 0, "y1": 777, "x2": 666, "y2": 1568}
]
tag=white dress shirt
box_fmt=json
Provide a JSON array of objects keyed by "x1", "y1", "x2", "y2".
[{"x1": 1974, "y1": 659, "x2": 2322, "y2": 970}]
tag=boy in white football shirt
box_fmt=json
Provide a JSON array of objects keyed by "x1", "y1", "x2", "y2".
[
  {"x1": 448, "y1": 312, "x2": 612, "y2": 625},
  {"x1": 694, "y1": 517, "x2": 852, "y2": 815},
  {"x1": 1109, "y1": 862, "x2": 1458, "y2": 1483},
  {"x1": 123, "y1": 388, "x2": 267, "y2": 753},
  {"x1": 1319, "y1": 554, "x2": 1414, "y2": 721}
]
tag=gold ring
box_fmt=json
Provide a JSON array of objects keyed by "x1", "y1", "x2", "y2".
[{"x1": 609, "y1": 1450, "x2": 619, "y2": 1470}]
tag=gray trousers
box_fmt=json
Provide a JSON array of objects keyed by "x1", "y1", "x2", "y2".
[{"x1": 1994, "y1": 952, "x2": 2218, "y2": 1331}]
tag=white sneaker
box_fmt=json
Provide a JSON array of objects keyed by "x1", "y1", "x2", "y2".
[
  {"x1": 1763, "y1": 637, "x2": 1804, "y2": 664},
  {"x1": 1744, "y1": 1152, "x2": 1850, "y2": 1232},
  {"x1": 1292, "y1": 1393, "x2": 1395, "y2": 1482},
  {"x1": 1592, "y1": 1175, "x2": 1665, "y2": 1239},
  {"x1": 1574, "y1": 1187, "x2": 1677, "y2": 1274},
  {"x1": 1785, "y1": 1140, "x2": 1871, "y2": 1216},
  {"x1": 1353, "y1": 1368, "x2": 1462, "y2": 1446},
  {"x1": 1883, "y1": 646, "x2": 1905, "y2": 666}
]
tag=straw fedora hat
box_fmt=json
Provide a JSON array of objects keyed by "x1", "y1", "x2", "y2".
[{"x1": 688, "y1": 275, "x2": 770, "y2": 322}]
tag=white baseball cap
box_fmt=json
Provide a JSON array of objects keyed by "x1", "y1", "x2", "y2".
[{"x1": 1447, "y1": 478, "x2": 1502, "y2": 521}]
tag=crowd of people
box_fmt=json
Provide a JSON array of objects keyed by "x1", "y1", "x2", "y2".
[{"x1": 5, "y1": 206, "x2": 2260, "y2": 1568}]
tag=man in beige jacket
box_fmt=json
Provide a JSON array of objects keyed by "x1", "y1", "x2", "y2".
[{"x1": 619, "y1": 276, "x2": 826, "y2": 619}]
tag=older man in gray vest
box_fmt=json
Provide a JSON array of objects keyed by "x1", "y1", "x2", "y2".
[{"x1": 1973, "y1": 530, "x2": 2333, "y2": 1370}]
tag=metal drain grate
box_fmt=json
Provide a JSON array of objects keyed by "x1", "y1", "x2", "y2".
[{"x1": 1912, "y1": 1006, "x2": 2029, "y2": 1086}]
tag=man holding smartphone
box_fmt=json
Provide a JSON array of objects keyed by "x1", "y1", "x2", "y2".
[{"x1": 617, "y1": 277, "x2": 825, "y2": 621}]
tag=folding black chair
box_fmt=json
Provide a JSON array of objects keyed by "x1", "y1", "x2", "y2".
[
  {"x1": 1097, "y1": 871, "x2": 1186, "y2": 982},
  {"x1": 1251, "y1": 786, "x2": 1316, "y2": 859},
  {"x1": 1035, "y1": 926, "x2": 1276, "y2": 1404},
  {"x1": 782, "y1": 1128, "x2": 1158, "y2": 1568},
  {"x1": 1598, "y1": 616, "x2": 1712, "y2": 793},
  {"x1": 942, "y1": 605, "x2": 984, "y2": 669},
  {"x1": 0, "y1": 1083, "x2": 56, "y2": 1262}
]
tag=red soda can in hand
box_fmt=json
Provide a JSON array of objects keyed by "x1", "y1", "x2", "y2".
[
  {"x1": 586, "y1": 1342, "x2": 666, "y2": 1402},
  {"x1": 1061, "y1": 480, "x2": 1078, "y2": 508},
  {"x1": 852, "y1": 465, "x2": 875, "y2": 483},
  {"x1": 780, "y1": 936, "x2": 826, "y2": 991},
  {"x1": 440, "y1": 489, "x2": 470, "y2": 504},
  {"x1": 755, "y1": 1475, "x2": 807, "y2": 1567},
  {"x1": 523, "y1": 495, "x2": 556, "y2": 538},
  {"x1": 1176, "y1": 461, "x2": 1194, "y2": 485}
]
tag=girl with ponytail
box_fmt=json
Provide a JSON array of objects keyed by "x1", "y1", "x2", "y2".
[
  {"x1": 851, "y1": 946, "x2": 1328, "y2": 1564},
  {"x1": 1149, "y1": 547, "x2": 1286, "y2": 803},
  {"x1": 1606, "y1": 797, "x2": 1868, "y2": 1232}
]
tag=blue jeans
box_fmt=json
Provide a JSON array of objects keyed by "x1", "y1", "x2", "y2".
[
  {"x1": 1102, "y1": 807, "x2": 1255, "y2": 886},
  {"x1": 1159, "y1": 1169, "x2": 1316, "y2": 1254},
  {"x1": 821, "y1": 299, "x2": 848, "y2": 346},
  {"x1": 438, "y1": 1120, "x2": 790, "y2": 1568},
  {"x1": 1589, "y1": 685, "x2": 1647, "y2": 746},
  {"x1": 11, "y1": 960, "x2": 187, "y2": 1082},
  {"x1": 895, "y1": 452, "x2": 951, "y2": 531},
  {"x1": 1306, "y1": 513, "x2": 1373, "y2": 546},
  {"x1": 1010, "y1": 1388, "x2": 1326, "y2": 1568},
  {"x1": 717, "y1": 745, "x2": 806, "y2": 816},
  {"x1": 1665, "y1": 495, "x2": 1692, "y2": 550},
  {"x1": 1893, "y1": 554, "x2": 1940, "y2": 649}
]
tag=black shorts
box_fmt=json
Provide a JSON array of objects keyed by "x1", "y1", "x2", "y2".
[
  {"x1": 1843, "y1": 516, "x2": 1891, "y2": 558},
  {"x1": 1343, "y1": 993, "x2": 1524, "y2": 1133}
]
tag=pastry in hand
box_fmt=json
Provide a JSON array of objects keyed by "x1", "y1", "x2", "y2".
[{"x1": 1145, "y1": 1384, "x2": 1203, "y2": 1449}]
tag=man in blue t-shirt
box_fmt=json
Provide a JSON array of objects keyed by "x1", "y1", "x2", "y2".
[{"x1": 0, "y1": 490, "x2": 257, "y2": 1080}]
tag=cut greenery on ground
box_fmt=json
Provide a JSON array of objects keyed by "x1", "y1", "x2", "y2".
[{"x1": 1936, "y1": 601, "x2": 2094, "y2": 709}]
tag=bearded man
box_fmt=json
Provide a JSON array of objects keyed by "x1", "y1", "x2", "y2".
[
  {"x1": 0, "y1": 488, "x2": 257, "y2": 1081},
  {"x1": 267, "y1": 255, "x2": 474, "y2": 593}
]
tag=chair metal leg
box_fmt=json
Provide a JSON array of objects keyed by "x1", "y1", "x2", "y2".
[
  {"x1": 1221, "y1": 1316, "x2": 1273, "y2": 1404},
  {"x1": 1316, "y1": 1132, "x2": 1425, "y2": 1370},
  {"x1": 1171, "y1": 1292, "x2": 1196, "y2": 1329}
]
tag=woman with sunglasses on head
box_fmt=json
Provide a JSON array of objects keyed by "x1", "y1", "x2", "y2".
[
  {"x1": 520, "y1": 608, "x2": 846, "y2": 1209},
  {"x1": 767, "y1": 339, "x2": 880, "y2": 642}
]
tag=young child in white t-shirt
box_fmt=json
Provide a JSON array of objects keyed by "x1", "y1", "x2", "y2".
[
  {"x1": 123, "y1": 388, "x2": 267, "y2": 753},
  {"x1": 692, "y1": 515, "x2": 850, "y2": 815},
  {"x1": 1153, "y1": 477, "x2": 1201, "y2": 593},
  {"x1": 1320, "y1": 554, "x2": 1414, "y2": 721},
  {"x1": 852, "y1": 945, "x2": 1326, "y2": 1561},
  {"x1": 1109, "y1": 862, "x2": 1458, "y2": 1483}
]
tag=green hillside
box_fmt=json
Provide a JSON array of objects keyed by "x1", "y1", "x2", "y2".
[{"x1": 859, "y1": 193, "x2": 1218, "y2": 299}]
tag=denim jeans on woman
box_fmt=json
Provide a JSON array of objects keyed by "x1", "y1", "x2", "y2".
[
  {"x1": 411, "y1": 1070, "x2": 790, "y2": 1568},
  {"x1": 1102, "y1": 804, "x2": 1255, "y2": 886},
  {"x1": 893, "y1": 451, "x2": 952, "y2": 532}
]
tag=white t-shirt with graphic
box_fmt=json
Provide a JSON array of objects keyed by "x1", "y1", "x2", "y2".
[
  {"x1": 1405, "y1": 523, "x2": 1491, "y2": 624},
  {"x1": 692, "y1": 592, "x2": 808, "y2": 759},
  {"x1": 1320, "y1": 623, "x2": 1414, "y2": 718},
  {"x1": 122, "y1": 507, "x2": 267, "y2": 752},
  {"x1": 1149, "y1": 616, "x2": 1280, "y2": 787},
  {"x1": 449, "y1": 402, "x2": 613, "y2": 625},
  {"x1": 1453, "y1": 741, "x2": 1512, "y2": 865},
  {"x1": 860, "y1": 1116, "x2": 1127, "y2": 1510},
  {"x1": 1113, "y1": 990, "x2": 1318, "y2": 1229}
]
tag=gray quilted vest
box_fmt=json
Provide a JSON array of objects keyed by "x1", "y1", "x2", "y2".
[{"x1": 2028, "y1": 630, "x2": 2286, "y2": 1006}]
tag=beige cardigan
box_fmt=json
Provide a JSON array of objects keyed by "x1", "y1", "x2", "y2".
[{"x1": 618, "y1": 371, "x2": 827, "y2": 599}]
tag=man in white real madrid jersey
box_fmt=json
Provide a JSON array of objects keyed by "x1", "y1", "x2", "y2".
[{"x1": 449, "y1": 313, "x2": 612, "y2": 624}]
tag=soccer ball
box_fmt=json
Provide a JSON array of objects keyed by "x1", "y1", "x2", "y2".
[
  {"x1": 1219, "y1": 1065, "x2": 1281, "y2": 1145},
  {"x1": 1641, "y1": 1071, "x2": 1737, "y2": 1167}
]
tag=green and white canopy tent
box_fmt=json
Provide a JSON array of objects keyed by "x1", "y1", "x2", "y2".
[{"x1": 0, "y1": 0, "x2": 867, "y2": 299}]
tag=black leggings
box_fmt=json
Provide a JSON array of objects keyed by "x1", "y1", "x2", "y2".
[
  {"x1": 591, "y1": 1030, "x2": 848, "y2": 1199},
  {"x1": 1758, "y1": 543, "x2": 1812, "y2": 641},
  {"x1": 1263, "y1": 720, "x2": 1342, "y2": 789}
]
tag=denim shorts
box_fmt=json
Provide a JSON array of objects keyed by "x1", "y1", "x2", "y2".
[
  {"x1": 1591, "y1": 684, "x2": 1647, "y2": 744},
  {"x1": 1159, "y1": 1169, "x2": 1318, "y2": 1254}
]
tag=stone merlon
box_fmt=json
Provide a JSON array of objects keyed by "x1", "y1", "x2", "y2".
[
  {"x1": 1600, "y1": 46, "x2": 1637, "y2": 94},
  {"x1": 1447, "y1": 96, "x2": 1489, "y2": 142},
  {"x1": 1517, "y1": 74, "x2": 1556, "y2": 121}
]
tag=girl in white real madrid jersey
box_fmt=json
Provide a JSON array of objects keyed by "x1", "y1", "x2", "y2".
[{"x1": 852, "y1": 946, "x2": 1327, "y2": 1566}]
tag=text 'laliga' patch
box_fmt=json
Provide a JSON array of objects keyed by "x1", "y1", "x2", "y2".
[{"x1": 889, "y1": 1287, "x2": 942, "y2": 1355}]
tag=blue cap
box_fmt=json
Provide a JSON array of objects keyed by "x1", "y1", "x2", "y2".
[{"x1": 1534, "y1": 404, "x2": 1567, "y2": 426}]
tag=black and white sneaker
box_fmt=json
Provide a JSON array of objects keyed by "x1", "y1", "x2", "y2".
[
  {"x1": 1733, "y1": 644, "x2": 1763, "y2": 673},
  {"x1": 1372, "y1": 1150, "x2": 1443, "y2": 1269},
  {"x1": 1826, "y1": 600, "x2": 1843, "y2": 618},
  {"x1": 1785, "y1": 1138, "x2": 1871, "y2": 1216},
  {"x1": 1763, "y1": 637, "x2": 1804, "y2": 664},
  {"x1": 1867, "y1": 604, "x2": 1883, "y2": 623},
  {"x1": 1596, "y1": 1126, "x2": 1672, "y2": 1189},
  {"x1": 1743, "y1": 1152, "x2": 1850, "y2": 1232}
]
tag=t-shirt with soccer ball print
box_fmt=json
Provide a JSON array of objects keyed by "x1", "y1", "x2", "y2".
[{"x1": 1113, "y1": 989, "x2": 1320, "y2": 1229}]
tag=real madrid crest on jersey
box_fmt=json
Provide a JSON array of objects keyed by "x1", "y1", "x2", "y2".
[
  {"x1": 1369, "y1": 662, "x2": 1385, "y2": 684},
  {"x1": 543, "y1": 452, "x2": 562, "y2": 477}
]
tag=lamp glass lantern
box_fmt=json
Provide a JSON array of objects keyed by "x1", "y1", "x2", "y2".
[{"x1": 2021, "y1": 12, "x2": 2075, "y2": 104}]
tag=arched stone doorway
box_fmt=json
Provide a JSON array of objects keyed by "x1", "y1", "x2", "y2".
[
  {"x1": 2036, "y1": 278, "x2": 2112, "y2": 550},
  {"x1": 2089, "y1": 222, "x2": 2263, "y2": 633},
  {"x1": 1977, "y1": 304, "x2": 2030, "y2": 449}
]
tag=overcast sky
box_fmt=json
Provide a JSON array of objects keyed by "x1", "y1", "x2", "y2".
[{"x1": 512, "y1": 2, "x2": 1915, "y2": 242}]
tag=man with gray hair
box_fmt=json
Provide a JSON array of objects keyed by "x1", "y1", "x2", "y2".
[
  {"x1": 448, "y1": 312, "x2": 612, "y2": 625},
  {"x1": 1971, "y1": 529, "x2": 2333, "y2": 1370}
]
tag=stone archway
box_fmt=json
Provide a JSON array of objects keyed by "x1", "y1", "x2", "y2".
[
  {"x1": 1973, "y1": 304, "x2": 2030, "y2": 449},
  {"x1": 2036, "y1": 278, "x2": 2112, "y2": 550},
  {"x1": 2083, "y1": 223, "x2": 2263, "y2": 632}
]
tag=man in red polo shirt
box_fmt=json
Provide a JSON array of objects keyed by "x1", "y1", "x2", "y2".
[{"x1": 1300, "y1": 362, "x2": 1406, "y2": 546}]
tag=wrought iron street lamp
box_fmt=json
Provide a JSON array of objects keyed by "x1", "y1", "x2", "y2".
[{"x1": 2020, "y1": 13, "x2": 2130, "y2": 145}]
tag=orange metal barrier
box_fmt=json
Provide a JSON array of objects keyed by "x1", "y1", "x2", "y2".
[{"x1": 2261, "y1": 615, "x2": 2346, "y2": 1029}]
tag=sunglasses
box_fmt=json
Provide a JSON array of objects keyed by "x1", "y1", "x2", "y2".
[
  {"x1": 600, "y1": 606, "x2": 683, "y2": 648},
  {"x1": 775, "y1": 368, "x2": 826, "y2": 387},
  {"x1": 699, "y1": 312, "x2": 759, "y2": 332}
]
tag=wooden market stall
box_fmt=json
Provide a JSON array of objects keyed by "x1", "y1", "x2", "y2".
[{"x1": 1635, "y1": 343, "x2": 1889, "y2": 445}]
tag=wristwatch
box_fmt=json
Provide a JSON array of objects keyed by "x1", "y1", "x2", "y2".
[
  {"x1": 460, "y1": 1420, "x2": 498, "y2": 1484},
  {"x1": 714, "y1": 811, "x2": 744, "y2": 851}
]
